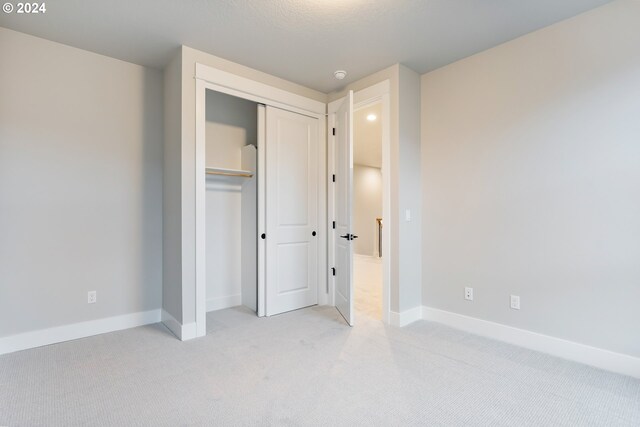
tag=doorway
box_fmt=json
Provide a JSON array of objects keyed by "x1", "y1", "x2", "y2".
[
  {"x1": 352, "y1": 102, "x2": 384, "y2": 320},
  {"x1": 328, "y1": 80, "x2": 391, "y2": 327},
  {"x1": 194, "y1": 64, "x2": 328, "y2": 338},
  {"x1": 204, "y1": 92, "x2": 321, "y2": 318},
  {"x1": 204, "y1": 90, "x2": 258, "y2": 316}
]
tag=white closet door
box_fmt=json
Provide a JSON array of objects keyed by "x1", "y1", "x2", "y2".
[
  {"x1": 334, "y1": 91, "x2": 354, "y2": 325},
  {"x1": 265, "y1": 106, "x2": 319, "y2": 316}
]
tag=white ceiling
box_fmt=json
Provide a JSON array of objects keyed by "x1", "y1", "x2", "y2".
[
  {"x1": 0, "y1": 0, "x2": 613, "y2": 93},
  {"x1": 354, "y1": 103, "x2": 382, "y2": 169}
]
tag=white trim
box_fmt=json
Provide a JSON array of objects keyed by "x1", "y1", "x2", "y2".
[
  {"x1": 389, "y1": 306, "x2": 422, "y2": 327},
  {"x1": 195, "y1": 77, "x2": 207, "y2": 339},
  {"x1": 317, "y1": 104, "x2": 329, "y2": 306},
  {"x1": 422, "y1": 306, "x2": 640, "y2": 379},
  {"x1": 161, "y1": 309, "x2": 182, "y2": 339},
  {"x1": 379, "y1": 93, "x2": 391, "y2": 325},
  {"x1": 206, "y1": 294, "x2": 242, "y2": 312},
  {"x1": 195, "y1": 63, "x2": 325, "y2": 116},
  {"x1": 354, "y1": 80, "x2": 391, "y2": 106},
  {"x1": 257, "y1": 104, "x2": 266, "y2": 317},
  {"x1": 181, "y1": 322, "x2": 198, "y2": 341},
  {"x1": 161, "y1": 309, "x2": 198, "y2": 341},
  {"x1": 0, "y1": 310, "x2": 161, "y2": 355}
]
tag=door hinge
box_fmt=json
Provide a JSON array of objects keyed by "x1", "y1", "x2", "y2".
[
  {"x1": 332, "y1": 174, "x2": 335, "y2": 182},
  {"x1": 332, "y1": 127, "x2": 336, "y2": 136},
  {"x1": 331, "y1": 267, "x2": 336, "y2": 276},
  {"x1": 332, "y1": 221, "x2": 336, "y2": 229}
]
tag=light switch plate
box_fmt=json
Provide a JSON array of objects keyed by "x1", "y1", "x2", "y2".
[{"x1": 510, "y1": 295, "x2": 520, "y2": 310}]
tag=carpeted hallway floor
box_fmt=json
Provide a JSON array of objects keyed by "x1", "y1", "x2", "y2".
[
  {"x1": 1, "y1": 267, "x2": 639, "y2": 425},
  {"x1": 354, "y1": 254, "x2": 383, "y2": 320}
]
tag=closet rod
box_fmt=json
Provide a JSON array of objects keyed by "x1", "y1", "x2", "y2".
[{"x1": 205, "y1": 168, "x2": 253, "y2": 178}]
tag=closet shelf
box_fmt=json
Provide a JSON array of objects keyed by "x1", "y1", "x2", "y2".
[{"x1": 206, "y1": 167, "x2": 254, "y2": 178}]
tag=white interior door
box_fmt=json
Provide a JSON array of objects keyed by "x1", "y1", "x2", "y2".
[
  {"x1": 265, "y1": 106, "x2": 319, "y2": 316},
  {"x1": 334, "y1": 91, "x2": 354, "y2": 325}
]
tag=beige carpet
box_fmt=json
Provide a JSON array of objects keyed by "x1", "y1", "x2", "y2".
[
  {"x1": 354, "y1": 254, "x2": 383, "y2": 320},
  {"x1": 1, "y1": 286, "x2": 639, "y2": 425}
]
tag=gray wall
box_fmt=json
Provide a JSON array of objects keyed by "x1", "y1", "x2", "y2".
[
  {"x1": 421, "y1": 1, "x2": 640, "y2": 356},
  {"x1": 162, "y1": 48, "x2": 183, "y2": 322},
  {"x1": 0, "y1": 28, "x2": 163, "y2": 336},
  {"x1": 353, "y1": 165, "x2": 382, "y2": 257},
  {"x1": 398, "y1": 65, "x2": 422, "y2": 313}
]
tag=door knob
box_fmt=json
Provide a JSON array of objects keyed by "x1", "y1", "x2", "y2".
[
  {"x1": 312, "y1": 231, "x2": 316, "y2": 236},
  {"x1": 351, "y1": 234, "x2": 358, "y2": 239},
  {"x1": 340, "y1": 234, "x2": 350, "y2": 239},
  {"x1": 261, "y1": 233, "x2": 266, "y2": 239}
]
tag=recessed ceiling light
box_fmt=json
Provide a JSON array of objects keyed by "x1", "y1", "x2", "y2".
[
  {"x1": 367, "y1": 114, "x2": 377, "y2": 122},
  {"x1": 334, "y1": 70, "x2": 347, "y2": 80}
]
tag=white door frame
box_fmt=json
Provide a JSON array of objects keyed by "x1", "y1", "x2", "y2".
[
  {"x1": 194, "y1": 63, "x2": 327, "y2": 337},
  {"x1": 328, "y1": 80, "x2": 391, "y2": 324}
]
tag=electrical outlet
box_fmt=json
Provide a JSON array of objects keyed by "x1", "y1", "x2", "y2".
[
  {"x1": 510, "y1": 295, "x2": 520, "y2": 310},
  {"x1": 88, "y1": 291, "x2": 97, "y2": 304},
  {"x1": 464, "y1": 287, "x2": 473, "y2": 301}
]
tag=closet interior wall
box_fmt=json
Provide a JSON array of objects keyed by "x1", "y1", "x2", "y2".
[{"x1": 205, "y1": 89, "x2": 258, "y2": 313}]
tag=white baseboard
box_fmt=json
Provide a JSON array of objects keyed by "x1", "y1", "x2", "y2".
[
  {"x1": 389, "y1": 306, "x2": 422, "y2": 327},
  {"x1": 422, "y1": 306, "x2": 640, "y2": 379},
  {"x1": 161, "y1": 309, "x2": 197, "y2": 341},
  {"x1": 207, "y1": 294, "x2": 241, "y2": 312},
  {"x1": 0, "y1": 309, "x2": 161, "y2": 356},
  {"x1": 181, "y1": 322, "x2": 197, "y2": 340},
  {"x1": 161, "y1": 309, "x2": 182, "y2": 339}
]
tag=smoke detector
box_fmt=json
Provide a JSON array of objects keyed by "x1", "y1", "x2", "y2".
[{"x1": 334, "y1": 70, "x2": 347, "y2": 80}]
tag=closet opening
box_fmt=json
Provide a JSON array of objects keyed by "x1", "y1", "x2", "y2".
[
  {"x1": 194, "y1": 63, "x2": 328, "y2": 336},
  {"x1": 352, "y1": 101, "x2": 384, "y2": 320},
  {"x1": 205, "y1": 89, "x2": 259, "y2": 316}
]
